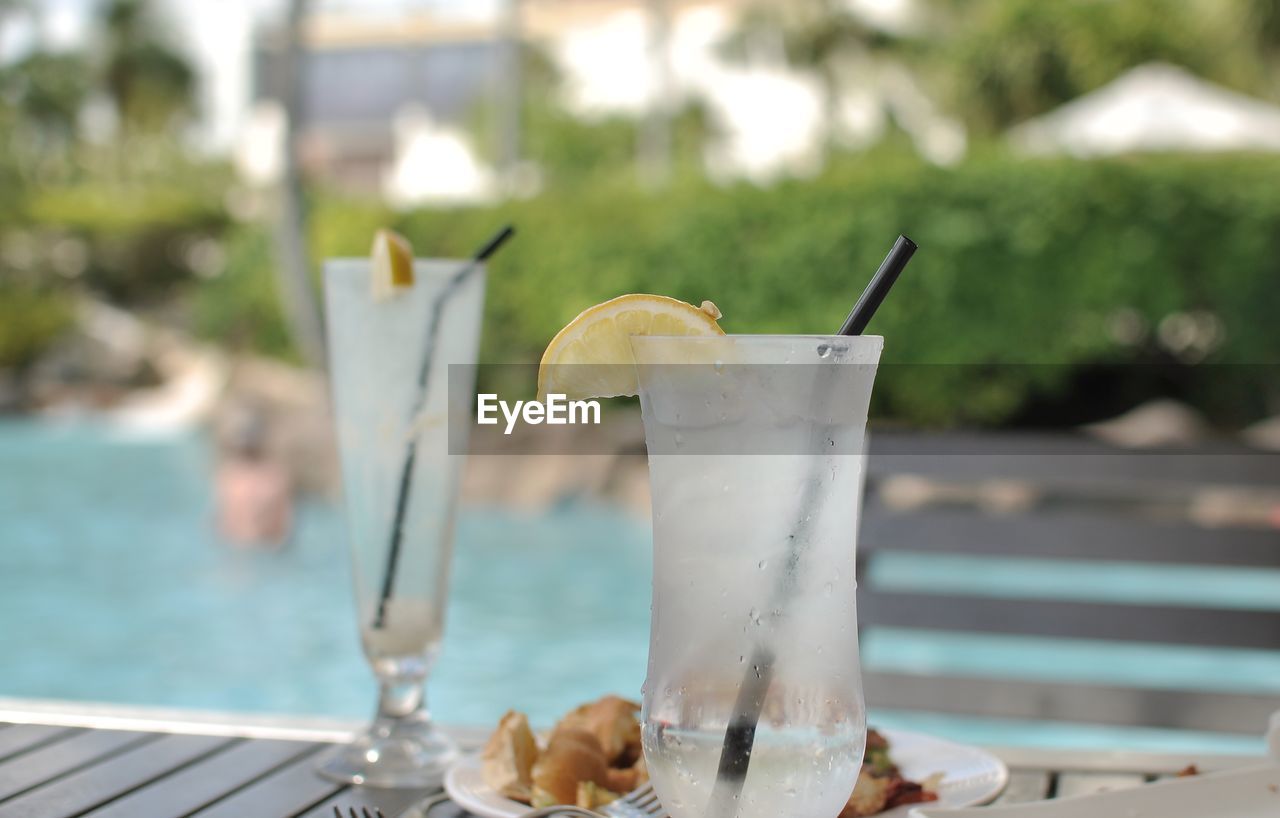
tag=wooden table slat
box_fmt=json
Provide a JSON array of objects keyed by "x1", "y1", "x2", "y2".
[
  {"x1": 189, "y1": 748, "x2": 344, "y2": 818},
  {"x1": 85, "y1": 738, "x2": 322, "y2": 818},
  {"x1": 0, "y1": 728, "x2": 152, "y2": 803},
  {"x1": 992, "y1": 769, "x2": 1053, "y2": 804},
  {"x1": 0, "y1": 724, "x2": 80, "y2": 763},
  {"x1": 0, "y1": 733, "x2": 231, "y2": 818},
  {"x1": 1054, "y1": 771, "x2": 1149, "y2": 799},
  {"x1": 860, "y1": 587, "x2": 1280, "y2": 650},
  {"x1": 0, "y1": 711, "x2": 1268, "y2": 816},
  {"x1": 863, "y1": 670, "x2": 1278, "y2": 734}
]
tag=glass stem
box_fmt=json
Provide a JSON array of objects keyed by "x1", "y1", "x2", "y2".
[{"x1": 375, "y1": 673, "x2": 427, "y2": 727}]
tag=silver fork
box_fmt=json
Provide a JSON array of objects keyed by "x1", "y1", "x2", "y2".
[{"x1": 518, "y1": 781, "x2": 666, "y2": 818}]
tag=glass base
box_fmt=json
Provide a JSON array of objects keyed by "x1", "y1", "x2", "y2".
[{"x1": 317, "y1": 717, "x2": 459, "y2": 789}]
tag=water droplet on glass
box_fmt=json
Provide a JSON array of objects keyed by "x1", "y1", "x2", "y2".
[
  {"x1": 713, "y1": 359, "x2": 724, "y2": 373},
  {"x1": 738, "y1": 654, "x2": 744, "y2": 663},
  {"x1": 752, "y1": 664, "x2": 762, "y2": 679},
  {"x1": 674, "y1": 432, "x2": 684, "y2": 447},
  {"x1": 816, "y1": 344, "x2": 831, "y2": 358},
  {"x1": 749, "y1": 607, "x2": 761, "y2": 625},
  {"x1": 757, "y1": 559, "x2": 767, "y2": 570},
  {"x1": 824, "y1": 582, "x2": 834, "y2": 596}
]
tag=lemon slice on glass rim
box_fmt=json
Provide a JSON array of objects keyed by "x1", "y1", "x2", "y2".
[
  {"x1": 537, "y1": 294, "x2": 725, "y2": 400},
  {"x1": 370, "y1": 228, "x2": 415, "y2": 301}
]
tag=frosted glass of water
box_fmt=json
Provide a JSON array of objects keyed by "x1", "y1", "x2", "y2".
[
  {"x1": 633, "y1": 335, "x2": 882, "y2": 818},
  {"x1": 318, "y1": 258, "x2": 484, "y2": 788}
]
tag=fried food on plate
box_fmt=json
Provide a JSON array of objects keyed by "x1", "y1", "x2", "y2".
[
  {"x1": 839, "y1": 729, "x2": 941, "y2": 817},
  {"x1": 482, "y1": 695, "x2": 648, "y2": 810},
  {"x1": 480, "y1": 701, "x2": 938, "y2": 817},
  {"x1": 481, "y1": 710, "x2": 538, "y2": 802},
  {"x1": 605, "y1": 753, "x2": 647, "y2": 794},
  {"x1": 532, "y1": 728, "x2": 612, "y2": 807},
  {"x1": 556, "y1": 694, "x2": 642, "y2": 765},
  {"x1": 576, "y1": 780, "x2": 622, "y2": 809}
]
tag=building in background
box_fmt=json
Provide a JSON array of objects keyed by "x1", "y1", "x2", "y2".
[
  {"x1": 249, "y1": 11, "x2": 501, "y2": 196},
  {"x1": 242, "y1": 0, "x2": 958, "y2": 203}
]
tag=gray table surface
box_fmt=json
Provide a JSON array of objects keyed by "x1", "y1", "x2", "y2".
[{"x1": 0, "y1": 700, "x2": 1264, "y2": 818}]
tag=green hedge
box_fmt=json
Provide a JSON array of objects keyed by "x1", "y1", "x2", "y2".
[
  {"x1": 0, "y1": 283, "x2": 74, "y2": 369},
  {"x1": 20, "y1": 164, "x2": 233, "y2": 304},
  {"x1": 0, "y1": 173, "x2": 230, "y2": 370},
  {"x1": 195, "y1": 154, "x2": 1280, "y2": 426}
]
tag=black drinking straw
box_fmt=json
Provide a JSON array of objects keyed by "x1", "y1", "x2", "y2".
[
  {"x1": 372, "y1": 225, "x2": 515, "y2": 630},
  {"x1": 838, "y1": 235, "x2": 917, "y2": 335},
  {"x1": 708, "y1": 234, "x2": 917, "y2": 816}
]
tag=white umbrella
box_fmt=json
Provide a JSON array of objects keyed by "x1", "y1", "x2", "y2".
[{"x1": 1010, "y1": 62, "x2": 1280, "y2": 157}]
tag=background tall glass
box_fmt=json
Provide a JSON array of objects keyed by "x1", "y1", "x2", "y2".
[
  {"x1": 319, "y1": 258, "x2": 485, "y2": 788},
  {"x1": 632, "y1": 335, "x2": 882, "y2": 818}
]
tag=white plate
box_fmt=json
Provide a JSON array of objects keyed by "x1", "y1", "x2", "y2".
[
  {"x1": 444, "y1": 728, "x2": 1008, "y2": 818},
  {"x1": 910, "y1": 764, "x2": 1280, "y2": 818}
]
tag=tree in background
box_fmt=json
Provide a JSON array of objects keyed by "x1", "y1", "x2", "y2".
[
  {"x1": 470, "y1": 41, "x2": 713, "y2": 190},
  {"x1": 0, "y1": 0, "x2": 26, "y2": 63},
  {"x1": 720, "y1": 0, "x2": 1279, "y2": 142},
  {"x1": 914, "y1": 0, "x2": 1273, "y2": 134},
  {"x1": 1, "y1": 52, "x2": 92, "y2": 152},
  {"x1": 0, "y1": 0, "x2": 88, "y2": 164},
  {"x1": 719, "y1": 0, "x2": 903, "y2": 152},
  {"x1": 0, "y1": 0, "x2": 197, "y2": 157},
  {"x1": 1240, "y1": 0, "x2": 1280, "y2": 95},
  {"x1": 0, "y1": 0, "x2": 217, "y2": 319},
  {"x1": 99, "y1": 0, "x2": 196, "y2": 134}
]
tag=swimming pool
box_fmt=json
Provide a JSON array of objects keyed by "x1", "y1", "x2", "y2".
[
  {"x1": 0, "y1": 420, "x2": 1269, "y2": 754},
  {"x1": 0, "y1": 419, "x2": 651, "y2": 728}
]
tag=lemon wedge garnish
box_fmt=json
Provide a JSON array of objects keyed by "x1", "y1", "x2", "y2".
[
  {"x1": 370, "y1": 228, "x2": 415, "y2": 301},
  {"x1": 537, "y1": 294, "x2": 725, "y2": 400}
]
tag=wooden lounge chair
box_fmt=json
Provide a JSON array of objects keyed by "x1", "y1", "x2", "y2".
[{"x1": 857, "y1": 431, "x2": 1280, "y2": 738}]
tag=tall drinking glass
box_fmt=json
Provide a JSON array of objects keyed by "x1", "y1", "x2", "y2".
[
  {"x1": 319, "y1": 258, "x2": 485, "y2": 788},
  {"x1": 632, "y1": 335, "x2": 882, "y2": 818}
]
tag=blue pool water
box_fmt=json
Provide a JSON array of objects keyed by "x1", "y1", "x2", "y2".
[
  {"x1": 0, "y1": 420, "x2": 1270, "y2": 754},
  {"x1": 0, "y1": 420, "x2": 651, "y2": 727}
]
